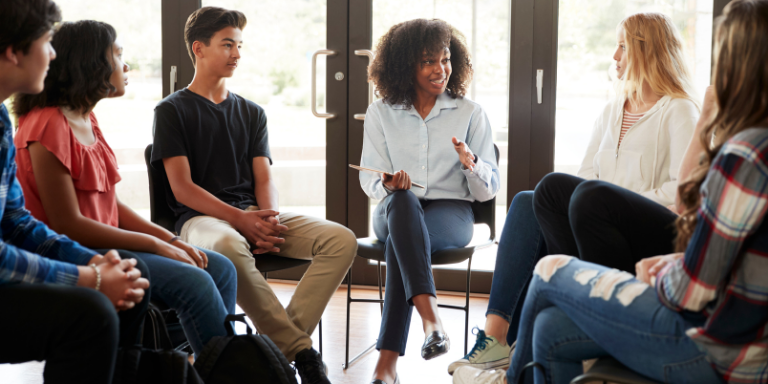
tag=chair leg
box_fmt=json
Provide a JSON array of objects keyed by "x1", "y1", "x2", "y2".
[
  {"x1": 345, "y1": 268, "x2": 352, "y2": 368},
  {"x1": 464, "y1": 255, "x2": 473, "y2": 355},
  {"x1": 343, "y1": 262, "x2": 382, "y2": 370},
  {"x1": 319, "y1": 318, "x2": 323, "y2": 356},
  {"x1": 377, "y1": 261, "x2": 383, "y2": 315}
]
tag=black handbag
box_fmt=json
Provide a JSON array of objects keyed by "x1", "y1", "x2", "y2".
[
  {"x1": 194, "y1": 314, "x2": 298, "y2": 384},
  {"x1": 113, "y1": 304, "x2": 203, "y2": 384}
]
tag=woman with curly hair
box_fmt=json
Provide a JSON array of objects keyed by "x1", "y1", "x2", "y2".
[
  {"x1": 360, "y1": 18, "x2": 500, "y2": 384},
  {"x1": 12, "y1": 20, "x2": 237, "y2": 358},
  {"x1": 454, "y1": 1, "x2": 768, "y2": 383}
]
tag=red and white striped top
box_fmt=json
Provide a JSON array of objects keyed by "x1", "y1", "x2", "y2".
[{"x1": 619, "y1": 111, "x2": 644, "y2": 148}]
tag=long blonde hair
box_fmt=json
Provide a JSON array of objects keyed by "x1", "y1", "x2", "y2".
[
  {"x1": 675, "y1": 0, "x2": 768, "y2": 251},
  {"x1": 618, "y1": 12, "x2": 698, "y2": 107}
]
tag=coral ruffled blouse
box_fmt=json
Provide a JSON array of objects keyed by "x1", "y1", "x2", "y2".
[{"x1": 15, "y1": 107, "x2": 122, "y2": 227}]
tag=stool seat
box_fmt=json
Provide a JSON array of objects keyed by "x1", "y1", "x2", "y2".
[{"x1": 357, "y1": 236, "x2": 494, "y2": 265}]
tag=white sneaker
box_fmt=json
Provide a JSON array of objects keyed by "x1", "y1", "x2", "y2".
[
  {"x1": 452, "y1": 366, "x2": 507, "y2": 384},
  {"x1": 448, "y1": 328, "x2": 512, "y2": 375}
]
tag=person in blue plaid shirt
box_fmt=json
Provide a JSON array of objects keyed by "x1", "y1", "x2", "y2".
[
  {"x1": 453, "y1": 1, "x2": 768, "y2": 383},
  {"x1": 0, "y1": 1, "x2": 150, "y2": 383}
]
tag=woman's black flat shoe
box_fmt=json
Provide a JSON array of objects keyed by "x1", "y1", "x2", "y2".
[
  {"x1": 421, "y1": 331, "x2": 450, "y2": 360},
  {"x1": 371, "y1": 374, "x2": 400, "y2": 384}
]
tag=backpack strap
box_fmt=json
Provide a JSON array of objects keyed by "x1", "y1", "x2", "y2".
[
  {"x1": 252, "y1": 335, "x2": 298, "y2": 384},
  {"x1": 146, "y1": 303, "x2": 175, "y2": 350}
]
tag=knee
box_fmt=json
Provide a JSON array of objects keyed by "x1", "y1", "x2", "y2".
[
  {"x1": 321, "y1": 223, "x2": 358, "y2": 266},
  {"x1": 183, "y1": 266, "x2": 219, "y2": 296},
  {"x1": 205, "y1": 250, "x2": 237, "y2": 279},
  {"x1": 387, "y1": 190, "x2": 420, "y2": 211},
  {"x1": 212, "y1": 233, "x2": 251, "y2": 263},
  {"x1": 533, "y1": 255, "x2": 574, "y2": 283},
  {"x1": 568, "y1": 180, "x2": 612, "y2": 221},
  {"x1": 533, "y1": 172, "x2": 573, "y2": 202},
  {"x1": 510, "y1": 190, "x2": 534, "y2": 211}
]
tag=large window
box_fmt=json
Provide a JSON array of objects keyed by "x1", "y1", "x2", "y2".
[
  {"x1": 554, "y1": 0, "x2": 713, "y2": 175},
  {"x1": 53, "y1": 0, "x2": 163, "y2": 219}
]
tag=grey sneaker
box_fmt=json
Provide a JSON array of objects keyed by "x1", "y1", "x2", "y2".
[{"x1": 448, "y1": 328, "x2": 512, "y2": 375}]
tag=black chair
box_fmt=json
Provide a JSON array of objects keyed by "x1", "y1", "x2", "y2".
[
  {"x1": 571, "y1": 357, "x2": 661, "y2": 384},
  {"x1": 343, "y1": 145, "x2": 500, "y2": 369},
  {"x1": 143, "y1": 144, "x2": 322, "y2": 354}
]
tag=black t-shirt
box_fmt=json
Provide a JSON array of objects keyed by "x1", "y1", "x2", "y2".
[{"x1": 151, "y1": 88, "x2": 271, "y2": 233}]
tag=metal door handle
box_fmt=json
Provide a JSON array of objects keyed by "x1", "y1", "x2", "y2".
[
  {"x1": 311, "y1": 49, "x2": 337, "y2": 119},
  {"x1": 170, "y1": 65, "x2": 177, "y2": 94},
  {"x1": 536, "y1": 69, "x2": 543, "y2": 104},
  {"x1": 353, "y1": 49, "x2": 375, "y2": 121}
]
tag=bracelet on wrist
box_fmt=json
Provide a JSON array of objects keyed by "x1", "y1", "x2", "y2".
[
  {"x1": 168, "y1": 235, "x2": 181, "y2": 244},
  {"x1": 89, "y1": 264, "x2": 101, "y2": 291}
]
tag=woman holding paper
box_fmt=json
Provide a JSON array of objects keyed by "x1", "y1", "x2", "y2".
[{"x1": 359, "y1": 18, "x2": 500, "y2": 384}]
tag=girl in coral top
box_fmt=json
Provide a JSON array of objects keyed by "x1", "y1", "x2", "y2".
[{"x1": 13, "y1": 20, "x2": 236, "y2": 357}]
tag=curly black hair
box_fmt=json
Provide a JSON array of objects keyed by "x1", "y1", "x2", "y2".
[
  {"x1": 0, "y1": 0, "x2": 61, "y2": 54},
  {"x1": 369, "y1": 19, "x2": 473, "y2": 108},
  {"x1": 13, "y1": 20, "x2": 117, "y2": 117}
]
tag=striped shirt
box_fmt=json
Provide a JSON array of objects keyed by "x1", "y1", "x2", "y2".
[
  {"x1": 656, "y1": 127, "x2": 768, "y2": 383},
  {"x1": 0, "y1": 104, "x2": 97, "y2": 285},
  {"x1": 618, "y1": 110, "x2": 643, "y2": 148}
]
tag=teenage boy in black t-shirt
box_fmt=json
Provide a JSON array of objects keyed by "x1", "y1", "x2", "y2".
[{"x1": 151, "y1": 7, "x2": 356, "y2": 384}]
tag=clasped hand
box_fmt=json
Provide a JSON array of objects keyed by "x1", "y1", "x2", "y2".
[
  {"x1": 234, "y1": 209, "x2": 289, "y2": 254},
  {"x1": 92, "y1": 250, "x2": 150, "y2": 311},
  {"x1": 635, "y1": 253, "x2": 684, "y2": 285}
]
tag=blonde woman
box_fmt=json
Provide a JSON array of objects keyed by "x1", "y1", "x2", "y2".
[
  {"x1": 448, "y1": 12, "x2": 699, "y2": 376},
  {"x1": 532, "y1": 11, "x2": 702, "y2": 271},
  {"x1": 455, "y1": 0, "x2": 768, "y2": 382}
]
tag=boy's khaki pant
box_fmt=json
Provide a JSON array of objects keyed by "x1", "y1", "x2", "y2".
[{"x1": 180, "y1": 206, "x2": 357, "y2": 361}]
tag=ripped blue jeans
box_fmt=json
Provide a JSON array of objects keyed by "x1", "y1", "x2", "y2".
[{"x1": 507, "y1": 256, "x2": 724, "y2": 384}]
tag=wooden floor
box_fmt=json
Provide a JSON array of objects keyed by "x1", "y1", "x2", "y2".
[{"x1": 0, "y1": 281, "x2": 491, "y2": 384}]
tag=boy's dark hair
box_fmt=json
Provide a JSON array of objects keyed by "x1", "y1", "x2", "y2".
[
  {"x1": 0, "y1": 0, "x2": 61, "y2": 54},
  {"x1": 13, "y1": 21, "x2": 118, "y2": 117},
  {"x1": 184, "y1": 6, "x2": 247, "y2": 65}
]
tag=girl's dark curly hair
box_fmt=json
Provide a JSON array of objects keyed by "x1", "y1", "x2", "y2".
[
  {"x1": 13, "y1": 20, "x2": 118, "y2": 117},
  {"x1": 369, "y1": 18, "x2": 473, "y2": 108}
]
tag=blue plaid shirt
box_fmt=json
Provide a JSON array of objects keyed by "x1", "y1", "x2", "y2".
[{"x1": 0, "y1": 104, "x2": 97, "y2": 285}]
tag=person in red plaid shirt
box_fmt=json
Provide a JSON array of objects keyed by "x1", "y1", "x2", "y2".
[{"x1": 453, "y1": 1, "x2": 768, "y2": 383}]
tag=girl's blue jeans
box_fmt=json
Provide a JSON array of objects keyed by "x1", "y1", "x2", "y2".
[{"x1": 507, "y1": 256, "x2": 723, "y2": 384}]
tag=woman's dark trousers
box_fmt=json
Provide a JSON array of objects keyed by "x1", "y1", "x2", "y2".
[
  {"x1": 373, "y1": 190, "x2": 474, "y2": 355},
  {"x1": 532, "y1": 173, "x2": 678, "y2": 272}
]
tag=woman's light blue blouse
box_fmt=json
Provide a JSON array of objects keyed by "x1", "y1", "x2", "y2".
[{"x1": 360, "y1": 92, "x2": 500, "y2": 202}]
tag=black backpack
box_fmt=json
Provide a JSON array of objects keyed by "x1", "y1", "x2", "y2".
[
  {"x1": 194, "y1": 314, "x2": 298, "y2": 384},
  {"x1": 113, "y1": 304, "x2": 203, "y2": 384}
]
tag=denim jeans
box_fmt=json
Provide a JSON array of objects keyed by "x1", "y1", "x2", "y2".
[
  {"x1": 486, "y1": 191, "x2": 547, "y2": 345},
  {"x1": 507, "y1": 256, "x2": 724, "y2": 384},
  {"x1": 373, "y1": 190, "x2": 474, "y2": 355},
  {"x1": 130, "y1": 247, "x2": 237, "y2": 356}
]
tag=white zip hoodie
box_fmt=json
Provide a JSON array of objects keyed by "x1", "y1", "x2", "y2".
[{"x1": 577, "y1": 95, "x2": 699, "y2": 207}]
